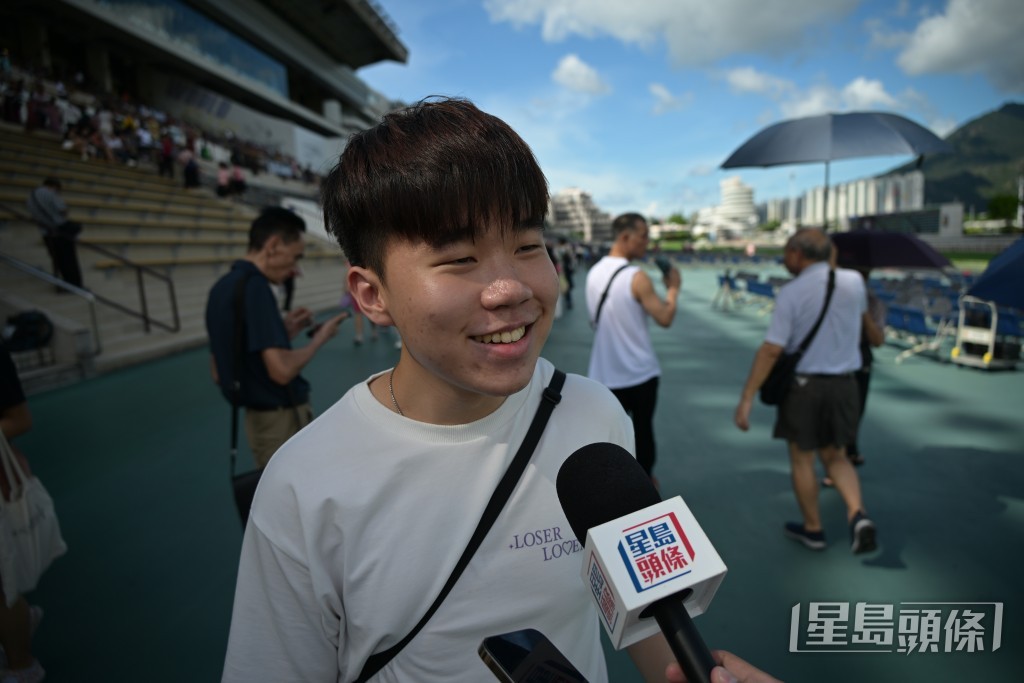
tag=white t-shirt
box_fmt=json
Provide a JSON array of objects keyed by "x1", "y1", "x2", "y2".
[
  {"x1": 585, "y1": 256, "x2": 661, "y2": 389},
  {"x1": 222, "y1": 358, "x2": 634, "y2": 683},
  {"x1": 765, "y1": 262, "x2": 867, "y2": 374}
]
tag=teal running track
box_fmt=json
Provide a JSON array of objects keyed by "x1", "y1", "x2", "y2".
[{"x1": 17, "y1": 266, "x2": 1024, "y2": 682}]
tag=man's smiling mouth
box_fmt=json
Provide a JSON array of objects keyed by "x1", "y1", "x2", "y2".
[{"x1": 472, "y1": 326, "x2": 527, "y2": 344}]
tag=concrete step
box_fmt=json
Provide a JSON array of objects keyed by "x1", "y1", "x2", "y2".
[
  {"x1": 0, "y1": 126, "x2": 343, "y2": 391},
  {"x1": 0, "y1": 165, "x2": 233, "y2": 208}
]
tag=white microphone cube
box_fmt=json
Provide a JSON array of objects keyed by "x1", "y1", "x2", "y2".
[{"x1": 580, "y1": 496, "x2": 727, "y2": 649}]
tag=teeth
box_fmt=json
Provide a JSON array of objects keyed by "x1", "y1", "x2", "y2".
[{"x1": 475, "y1": 326, "x2": 526, "y2": 344}]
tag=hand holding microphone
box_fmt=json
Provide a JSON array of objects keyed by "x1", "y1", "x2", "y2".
[{"x1": 556, "y1": 443, "x2": 726, "y2": 683}]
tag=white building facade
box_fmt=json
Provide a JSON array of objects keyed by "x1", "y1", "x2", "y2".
[{"x1": 548, "y1": 188, "x2": 613, "y2": 243}]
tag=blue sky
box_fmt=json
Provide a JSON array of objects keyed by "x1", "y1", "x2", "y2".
[{"x1": 358, "y1": 0, "x2": 1022, "y2": 220}]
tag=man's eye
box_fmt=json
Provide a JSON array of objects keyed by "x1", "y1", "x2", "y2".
[
  {"x1": 518, "y1": 243, "x2": 543, "y2": 254},
  {"x1": 448, "y1": 256, "x2": 475, "y2": 265}
]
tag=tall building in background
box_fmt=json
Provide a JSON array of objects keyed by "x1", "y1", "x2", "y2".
[
  {"x1": 717, "y1": 176, "x2": 757, "y2": 229},
  {"x1": 777, "y1": 170, "x2": 926, "y2": 230},
  {"x1": 693, "y1": 176, "x2": 758, "y2": 239},
  {"x1": 0, "y1": 0, "x2": 408, "y2": 171},
  {"x1": 548, "y1": 188, "x2": 613, "y2": 243}
]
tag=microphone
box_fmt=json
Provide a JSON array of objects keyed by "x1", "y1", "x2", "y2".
[{"x1": 556, "y1": 443, "x2": 726, "y2": 683}]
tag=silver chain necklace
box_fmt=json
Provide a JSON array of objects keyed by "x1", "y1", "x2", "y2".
[{"x1": 388, "y1": 366, "x2": 403, "y2": 416}]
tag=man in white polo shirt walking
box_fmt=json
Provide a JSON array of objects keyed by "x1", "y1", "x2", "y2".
[{"x1": 734, "y1": 228, "x2": 878, "y2": 554}]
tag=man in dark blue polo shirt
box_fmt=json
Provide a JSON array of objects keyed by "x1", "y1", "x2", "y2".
[{"x1": 206, "y1": 207, "x2": 348, "y2": 467}]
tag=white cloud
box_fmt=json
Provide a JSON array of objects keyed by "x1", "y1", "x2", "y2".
[
  {"x1": 551, "y1": 54, "x2": 611, "y2": 95},
  {"x1": 929, "y1": 117, "x2": 958, "y2": 138},
  {"x1": 484, "y1": 0, "x2": 860, "y2": 66},
  {"x1": 649, "y1": 83, "x2": 690, "y2": 115},
  {"x1": 688, "y1": 164, "x2": 716, "y2": 177},
  {"x1": 841, "y1": 77, "x2": 899, "y2": 109},
  {"x1": 724, "y1": 67, "x2": 794, "y2": 97},
  {"x1": 897, "y1": 0, "x2": 1024, "y2": 92},
  {"x1": 864, "y1": 18, "x2": 909, "y2": 50},
  {"x1": 780, "y1": 85, "x2": 839, "y2": 118},
  {"x1": 723, "y1": 68, "x2": 901, "y2": 119}
]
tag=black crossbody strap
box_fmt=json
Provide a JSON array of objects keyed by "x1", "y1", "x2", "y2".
[
  {"x1": 229, "y1": 271, "x2": 253, "y2": 476},
  {"x1": 592, "y1": 263, "x2": 630, "y2": 329},
  {"x1": 355, "y1": 369, "x2": 567, "y2": 683},
  {"x1": 797, "y1": 269, "x2": 836, "y2": 354}
]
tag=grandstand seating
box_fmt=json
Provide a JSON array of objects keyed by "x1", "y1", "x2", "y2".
[{"x1": 0, "y1": 127, "x2": 345, "y2": 392}]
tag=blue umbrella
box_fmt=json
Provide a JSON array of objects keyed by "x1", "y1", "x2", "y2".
[
  {"x1": 721, "y1": 111, "x2": 952, "y2": 226},
  {"x1": 967, "y1": 238, "x2": 1024, "y2": 310}
]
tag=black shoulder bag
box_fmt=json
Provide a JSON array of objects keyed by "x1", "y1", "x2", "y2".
[
  {"x1": 591, "y1": 264, "x2": 629, "y2": 329},
  {"x1": 355, "y1": 369, "x2": 567, "y2": 683},
  {"x1": 760, "y1": 269, "x2": 835, "y2": 406}
]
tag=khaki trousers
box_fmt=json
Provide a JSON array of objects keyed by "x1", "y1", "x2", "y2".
[{"x1": 244, "y1": 402, "x2": 313, "y2": 468}]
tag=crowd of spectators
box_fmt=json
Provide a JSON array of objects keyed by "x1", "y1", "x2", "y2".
[{"x1": 0, "y1": 53, "x2": 322, "y2": 195}]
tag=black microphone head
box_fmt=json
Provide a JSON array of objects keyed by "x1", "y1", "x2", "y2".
[{"x1": 556, "y1": 442, "x2": 662, "y2": 543}]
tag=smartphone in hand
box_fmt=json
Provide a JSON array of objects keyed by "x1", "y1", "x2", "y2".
[
  {"x1": 306, "y1": 310, "x2": 351, "y2": 337},
  {"x1": 479, "y1": 628, "x2": 589, "y2": 683},
  {"x1": 654, "y1": 256, "x2": 673, "y2": 277}
]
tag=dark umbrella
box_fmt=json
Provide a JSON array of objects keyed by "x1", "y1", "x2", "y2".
[
  {"x1": 721, "y1": 111, "x2": 952, "y2": 226},
  {"x1": 832, "y1": 231, "x2": 951, "y2": 270},
  {"x1": 966, "y1": 238, "x2": 1024, "y2": 310}
]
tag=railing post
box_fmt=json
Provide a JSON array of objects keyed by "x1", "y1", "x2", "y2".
[
  {"x1": 168, "y1": 275, "x2": 181, "y2": 332},
  {"x1": 138, "y1": 268, "x2": 150, "y2": 333}
]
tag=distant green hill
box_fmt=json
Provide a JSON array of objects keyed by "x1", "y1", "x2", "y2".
[{"x1": 885, "y1": 102, "x2": 1024, "y2": 213}]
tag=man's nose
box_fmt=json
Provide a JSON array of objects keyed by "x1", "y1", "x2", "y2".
[{"x1": 481, "y1": 261, "x2": 533, "y2": 309}]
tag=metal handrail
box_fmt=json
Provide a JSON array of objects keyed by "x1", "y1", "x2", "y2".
[
  {"x1": 0, "y1": 203, "x2": 180, "y2": 333},
  {"x1": 0, "y1": 251, "x2": 102, "y2": 356},
  {"x1": 75, "y1": 240, "x2": 180, "y2": 333}
]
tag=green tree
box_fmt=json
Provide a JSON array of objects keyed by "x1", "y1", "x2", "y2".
[
  {"x1": 666, "y1": 212, "x2": 688, "y2": 225},
  {"x1": 987, "y1": 194, "x2": 1019, "y2": 221}
]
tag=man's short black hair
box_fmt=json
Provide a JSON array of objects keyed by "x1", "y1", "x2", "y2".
[
  {"x1": 612, "y1": 212, "x2": 646, "y2": 237},
  {"x1": 249, "y1": 206, "x2": 305, "y2": 252},
  {"x1": 321, "y1": 97, "x2": 549, "y2": 279},
  {"x1": 42, "y1": 177, "x2": 62, "y2": 190}
]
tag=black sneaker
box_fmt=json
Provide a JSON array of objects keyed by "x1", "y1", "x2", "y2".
[
  {"x1": 850, "y1": 511, "x2": 877, "y2": 554},
  {"x1": 784, "y1": 522, "x2": 826, "y2": 550}
]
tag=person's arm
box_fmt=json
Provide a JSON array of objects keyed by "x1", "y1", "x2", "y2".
[
  {"x1": 665, "y1": 649, "x2": 784, "y2": 683},
  {"x1": 261, "y1": 313, "x2": 347, "y2": 385},
  {"x1": 0, "y1": 401, "x2": 32, "y2": 440},
  {"x1": 734, "y1": 342, "x2": 784, "y2": 431},
  {"x1": 209, "y1": 353, "x2": 219, "y2": 385},
  {"x1": 633, "y1": 268, "x2": 681, "y2": 328},
  {"x1": 223, "y1": 523, "x2": 339, "y2": 682},
  {"x1": 628, "y1": 635, "x2": 783, "y2": 683},
  {"x1": 628, "y1": 633, "x2": 678, "y2": 682},
  {"x1": 283, "y1": 306, "x2": 314, "y2": 339},
  {"x1": 862, "y1": 311, "x2": 884, "y2": 348},
  {"x1": 0, "y1": 343, "x2": 31, "y2": 439}
]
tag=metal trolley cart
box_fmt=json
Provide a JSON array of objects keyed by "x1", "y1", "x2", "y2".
[{"x1": 951, "y1": 296, "x2": 1021, "y2": 370}]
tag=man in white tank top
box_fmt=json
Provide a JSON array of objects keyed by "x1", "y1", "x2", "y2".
[{"x1": 585, "y1": 213, "x2": 682, "y2": 479}]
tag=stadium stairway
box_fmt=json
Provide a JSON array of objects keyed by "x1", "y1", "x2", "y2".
[{"x1": 0, "y1": 127, "x2": 346, "y2": 393}]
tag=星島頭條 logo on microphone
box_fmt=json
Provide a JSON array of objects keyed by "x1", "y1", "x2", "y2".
[{"x1": 616, "y1": 511, "x2": 695, "y2": 592}]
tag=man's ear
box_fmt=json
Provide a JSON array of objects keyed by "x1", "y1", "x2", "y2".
[
  {"x1": 263, "y1": 233, "x2": 282, "y2": 256},
  {"x1": 348, "y1": 266, "x2": 395, "y2": 327}
]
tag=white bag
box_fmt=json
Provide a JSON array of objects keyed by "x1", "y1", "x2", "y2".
[{"x1": 0, "y1": 432, "x2": 66, "y2": 607}]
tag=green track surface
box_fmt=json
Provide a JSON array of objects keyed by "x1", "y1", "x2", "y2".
[{"x1": 18, "y1": 266, "x2": 1023, "y2": 682}]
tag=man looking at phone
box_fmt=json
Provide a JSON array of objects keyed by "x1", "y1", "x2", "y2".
[
  {"x1": 585, "y1": 213, "x2": 682, "y2": 480},
  {"x1": 205, "y1": 206, "x2": 346, "y2": 468}
]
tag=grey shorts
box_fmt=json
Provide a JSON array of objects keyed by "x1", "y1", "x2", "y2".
[{"x1": 773, "y1": 374, "x2": 859, "y2": 451}]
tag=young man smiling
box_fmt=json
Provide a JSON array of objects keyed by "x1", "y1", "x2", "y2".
[{"x1": 222, "y1": 98, "x2": 772, "y2": 683}]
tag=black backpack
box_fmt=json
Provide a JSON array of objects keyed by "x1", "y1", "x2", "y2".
[{"x1": 5, "y1": 310, "x2": 54, "y2": 352}]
